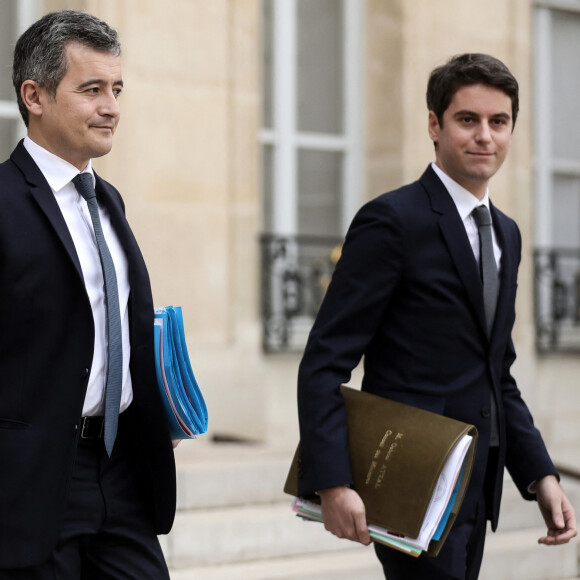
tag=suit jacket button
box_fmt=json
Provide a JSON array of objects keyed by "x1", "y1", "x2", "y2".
[
  {"x1": 82, "y1": 368, "x2": 90, "y2": 378},
  {"x1": 481, "y1": 406, "x2": 491, "y2": 418}
]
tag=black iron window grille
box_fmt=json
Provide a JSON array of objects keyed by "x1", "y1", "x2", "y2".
[
  {"x1": 260, "y1": 234, "x2": 343, "y2": 353},
  {"x1": 534, "y1": 248, "x2": 580, "y2": 352},
  {"x1": 261, "y1": 242, "x2": 580, "y2": 353}
]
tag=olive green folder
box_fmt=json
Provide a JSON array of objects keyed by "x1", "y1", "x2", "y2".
[{"x1": 284, "y1": 385, "x2": 478, "y2": 557}]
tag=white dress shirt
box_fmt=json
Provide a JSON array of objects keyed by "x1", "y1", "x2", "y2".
[
  {"x1": 432, "y1": 163, "x2": 502, "y2": 446},
  {"x1": 431, "y1": 162, "x2": 502, "y2": 272},
  {"x1": 24, "y1": 137, "x2": 133, "y2": 416}
]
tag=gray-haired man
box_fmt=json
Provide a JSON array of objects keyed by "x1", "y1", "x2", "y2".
[{"x1": 0, "y1": 11, "x2": 176, "y2": 578}]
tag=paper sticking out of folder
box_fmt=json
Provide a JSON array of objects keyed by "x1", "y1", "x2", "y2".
[
  {"x1": 284, "y1": 385, "x2": 478, "y2": 557},
  {"x1": 154, "y1": 306, "x2": 208, "y2": 439},
  {"x1": 291, "y1": 433, "x2": 472, "y2": 556}
]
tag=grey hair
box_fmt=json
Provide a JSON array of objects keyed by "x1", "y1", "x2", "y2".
[{"x1": 12, "y1": 10, "x2": 121, "y2": 126}]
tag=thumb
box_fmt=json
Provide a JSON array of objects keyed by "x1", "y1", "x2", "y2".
[
  {"x1": 353, "y1": 510, "x2": 371, "y2": 545},
  {"x1": 543, "y1": 496, "x2": 565, "y2": 530},
  {"x1": 553, "y1": 504, "x2": 566, "y2": 530}
]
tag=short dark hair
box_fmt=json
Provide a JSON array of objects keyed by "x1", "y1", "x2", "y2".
[
  {"x1": 426, "y1": 53, "x2": 519, "y2": 128},
  {"x1": 12, "y1": 10, "x2": 121, "y2": 126}
]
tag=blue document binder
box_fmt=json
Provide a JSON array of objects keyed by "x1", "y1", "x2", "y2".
[{"x1": 154, "y1": 306, "x2": 208, "y2": 439}]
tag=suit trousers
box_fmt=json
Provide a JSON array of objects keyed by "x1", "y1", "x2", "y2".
[
  {"x1": 0, "y1": 413, "x2": 170, "y2": 580},
  {"x1": 375, "y1": 496, "x2": 487, "y2": 580},
  {"x1": 374, "y1": 448, "x2": 498, "y2": 580}
]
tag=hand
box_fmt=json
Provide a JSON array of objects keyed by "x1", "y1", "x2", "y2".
[
  {"x1": 172, "y1": 439, "x2": 182, "y2": 449},
  {"x1": 318, "y1": 486, "x2": 371, "y2": 545},
  {"x1": 533, "y1": 475, "x2": 577, "y2": 545}
]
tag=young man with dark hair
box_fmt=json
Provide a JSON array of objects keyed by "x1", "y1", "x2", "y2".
[
  {"x1": 297, "y1": 53, "x2": 576, "y2": 579},
  {"x1": 426, "y1": 53, "x2": 520, "y2": 128},
  {"x1": 0, "y1": 11, "x2": 176, "y2": 578}
]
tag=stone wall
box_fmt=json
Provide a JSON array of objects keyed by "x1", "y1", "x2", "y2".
[{"x1": 34, "y1": 0, "x2": 580, "y2": 463}]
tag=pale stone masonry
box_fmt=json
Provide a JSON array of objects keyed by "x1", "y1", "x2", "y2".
[{"x1": 32, "y1": 0, "x2": 580, "y2": 469}]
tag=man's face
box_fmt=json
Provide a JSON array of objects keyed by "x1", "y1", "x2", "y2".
[
  {"x1": 428, "y1": 83, "x2": 513, "y2": 199},
  {"x1": 32, "y1": 42, "x2": 122, "y2": 170}
]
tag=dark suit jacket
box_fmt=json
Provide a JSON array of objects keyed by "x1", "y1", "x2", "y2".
[
  {"x1": 0, "y1": 141, "x2": 176, "y2": 568},
  {"x1": 297, "y1": 165, "x2": 556, "y2": 534}
]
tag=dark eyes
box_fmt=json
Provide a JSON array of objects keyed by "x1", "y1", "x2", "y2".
[
  {"x1": 84, "y1": 87, "x2": 123, "y2": 98},
  {"x1": 459, "y1": 117, "x2": 507, "y2": 127}
]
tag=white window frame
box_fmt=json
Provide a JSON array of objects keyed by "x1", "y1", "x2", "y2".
[
  {"x1": 0, "y1": 1, "x2": 40, "y2": 141},
  {"x1": 260, "y1": 0, "x2": 364, "y2": 236},
  {"x1": 533, "y1": 0, "x2": 580, "y2": 247}
]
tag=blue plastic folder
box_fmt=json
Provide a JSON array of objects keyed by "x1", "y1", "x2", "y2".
[{"x1": 153, "y1": 306, "x2": 208, "y2": 439}]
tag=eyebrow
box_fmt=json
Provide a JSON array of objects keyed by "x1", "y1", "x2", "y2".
[
  {"x1": 77, "y1": 78, "x2": 124, "y2": 90},
  {"x1": 453, "y1": 109, "x2": 511, "y2": 120}
]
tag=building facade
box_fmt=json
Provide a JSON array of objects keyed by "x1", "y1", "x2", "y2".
[{"x1": 1, "y1": 0, "x2": 579, "y2": 465}]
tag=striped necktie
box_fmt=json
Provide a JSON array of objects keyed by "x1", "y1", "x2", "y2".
[{"x1": 73, "y1": 173, "x2": 123, "y2": 456}]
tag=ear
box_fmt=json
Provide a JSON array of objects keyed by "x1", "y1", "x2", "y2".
[
  {"x1": 20, "y1": 80, "x2": 45, "y2": 119},
  {"x1": 428, "y1": 110, "x2": 440, "y2": 144}
]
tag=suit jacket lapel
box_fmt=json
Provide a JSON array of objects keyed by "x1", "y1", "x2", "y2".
[
  {"x1": 94, "y1": 175, "x2": 139, "y2": 290},
  {"x1": 94, "y1": 177, "x2": 132, "y2": 254},
  {"x1": 10, "y1": 142, "x2": 84, "y2": 280},
  {"x1": 420, "y1": 166, "x2": 489, "y2": 338},
  {"x1": 94, "y1": 175, "x2": 154, "y2": 346},
  {"x1": 489, "y1": 203, "x2": 514, "y2": 342}
]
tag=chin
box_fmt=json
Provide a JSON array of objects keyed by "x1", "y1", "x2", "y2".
[
  {"x1": 89, "y1": 144, "x2": 114, "y2": 159},
  {"x1": 465, "y1": 166, "x2": 496, "y2": 181}
]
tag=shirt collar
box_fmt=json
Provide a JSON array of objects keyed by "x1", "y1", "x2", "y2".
[
  {"x1": 431, "y1": 162, "x2": 491, "y2": 221},
  {"x1": 23, "y1": 136, "x2": 95, "y2": 192}
]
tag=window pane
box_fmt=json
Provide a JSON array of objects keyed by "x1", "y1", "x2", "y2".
[
  {"x1": 298, "y1": 149, "x2": 342, "y2": 236},
  {"x1": 0, "y1": 118, "x2": 20, "y2": 160},
  {"x1": 262, "y1": 144, "x2": 274, "y2": 231},
  {"x1": 551, "y1": 10, "x2": 580, "y2": 161},
  {"x1": 552, "y1": 175, "x2": 580, "y2": 247},
  {"x1": 297, "y1": 0, "x2": 343, "y2": 134},
  {"x1": 0, "y1": 1, "x2": 17, "y2": 101},
  {"x1": 261, "y1": 0, "x2": 274, "y2": 129}
]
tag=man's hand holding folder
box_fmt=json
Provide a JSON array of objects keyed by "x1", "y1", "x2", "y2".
[{"x1": 319, "y1": 485, "x2": 371, "y2": 546}]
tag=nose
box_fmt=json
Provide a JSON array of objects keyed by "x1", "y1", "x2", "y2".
[
  {"x1": 475, "y1": 121, "x2": 492, "y2": 143},
  {"x1": 98, "y1": 89, "x2": 120, "y2": 118}
]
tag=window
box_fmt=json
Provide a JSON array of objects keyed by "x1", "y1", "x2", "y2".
[
  {"x1": 534, "y1": 0, "x2": 580, "y2": 350},
  {"x1": 0, "y1": 1, "x2": 39, "y2": 160},
  {"x1": 261, "y1": 0, "x2": 362, "y2": 237},
  {"x1": 260, "y1": 0, "x2": 363, "y2": 351}
]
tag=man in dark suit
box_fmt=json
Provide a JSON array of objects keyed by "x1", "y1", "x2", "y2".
[
  {"x1": 297, "y1": 53, "x2": 576, "y2": 579},
  {"x1": 0, "y1": 11, "x2": 176, "y2": 578}
]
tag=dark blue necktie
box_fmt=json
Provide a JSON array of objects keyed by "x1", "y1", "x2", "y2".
[{"x1": 73, "y1": 173, "x2": 123, "y2": 456}]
